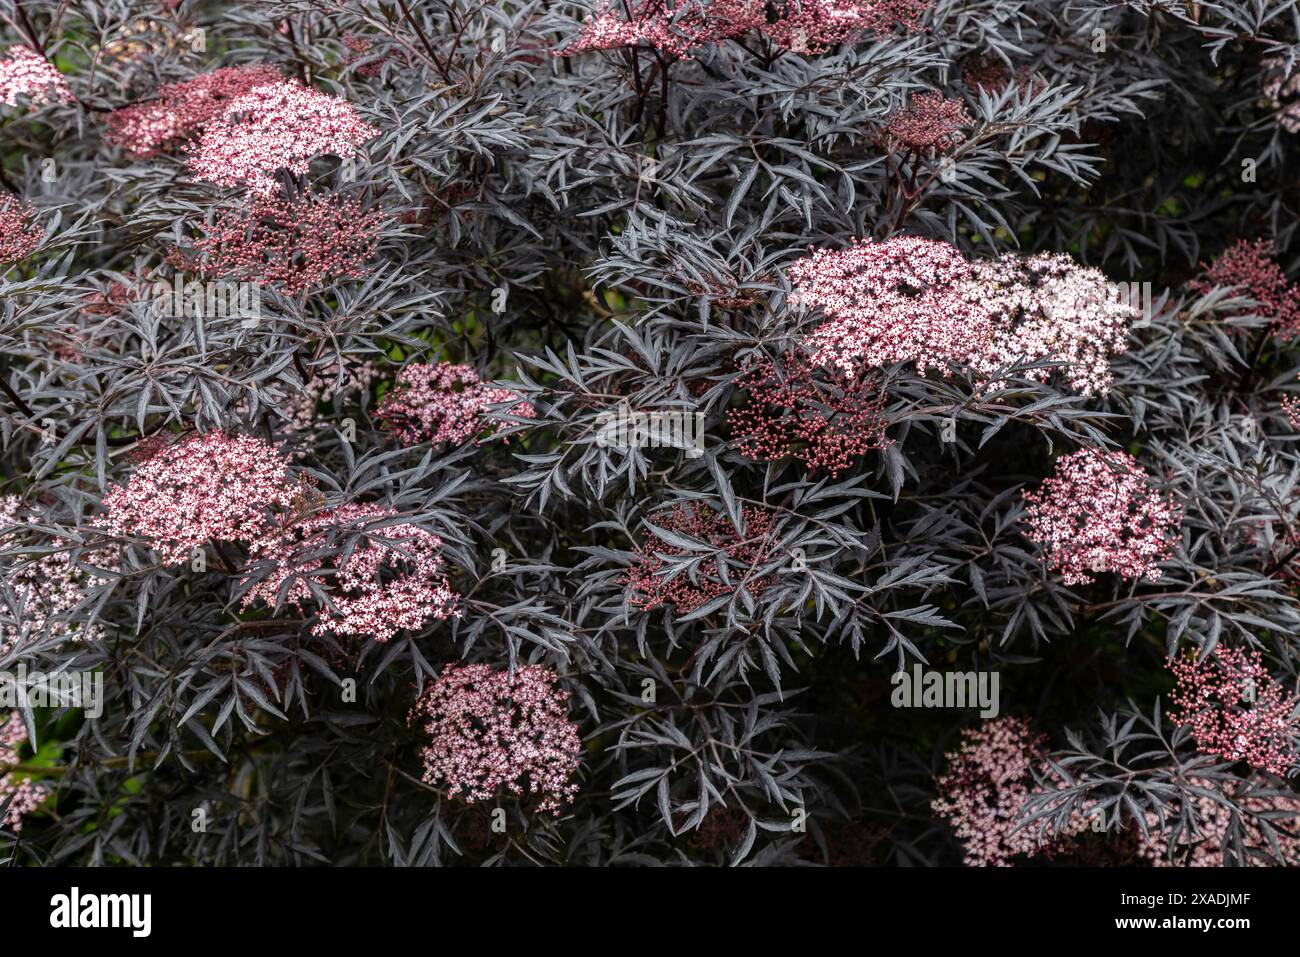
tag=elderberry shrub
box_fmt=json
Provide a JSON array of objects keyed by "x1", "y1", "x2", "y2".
[{"x1": 2, "y1": 0, "x2": 1300, "y2": 868}]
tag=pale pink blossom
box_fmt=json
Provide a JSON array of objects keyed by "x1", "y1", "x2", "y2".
[
  {"x1": 562, "y1": 0, "x2": 929, "y2": 59},
  {"x1": 931, "y1": 716, "x2": 1088, "y2": 867},
  {"x1": 376, "y1": 362, "x2": 535, "y2": 446},
  {"x1": 101, "y1": 431, "x2": 303, "y2": 566},
  {"x1": 1136, "y1": 776, "x2": 1300, "y2": 866},
  {"x1": 0, "y1": 195, "x2": 42, "y2": 265},
  {"x1": 0, "y1": 711, "x2": 47, "y2": 832},
  {"x1": 0, "y1": 45, "x2": 72, "y2": 108},
  {"x1": 1020, "y1": 447, "x2": 1181, "y2": 586},
  {"x1": 1, "y1": 496, "x2": 114, "y2": 657},
  {"x1": 790, "y1": 237, "x2": 1137, "y2": 396},
  {"x1": 106, "y1": 64, "x2": 283, "y2": 157},
  {"x1": 186, "y1": 80, "x2": 378, "y2": 195},
  {"x1": 411, "y1": 663, "x2": 583, "y2": 814},
  {"x1": 242, "y1": 503, "x2": 457, "y2": 642}
]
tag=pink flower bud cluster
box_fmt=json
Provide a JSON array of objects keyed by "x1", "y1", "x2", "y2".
[
  {"x1": 101, "y1": 431, "x2": 304, "y2": 566},
  {"x1": 1, "y1": 496, "x2": 114, "y2": 657},
  {"x1": 342, "y1": 34, "x2": 399, "y2": 78},
  {"x1": 624, "y1": 502, "x2": 777, "y2": 613},
  {"x1": 882, "y1": 91, "x2": 972, "y2": 153},
  {"x1": 375, "y1": 362, "x2": 535, "y2": 446},
  {"x1": 931, "y1": 716, "x2": 1088, "y2": 867},
  {"x1": 961, "y1": 55, "x2": 1044, "y2": 96},
  {"x1": 411, "y1": 663, "x2": 583, "y2": 814},
  {"x1": 279, "y1": 360, "x2": 378, "y2": 434},
  {"x1": 0, "y1": 195, "x2": 42, "y2": 265},
  {"x1": 563, "y1": 0, "x2": 929, "y2": 60},
  {"x1": 728, "y1": 351, "x2": 892, "y2": 477},
  {"x1": 185, "y1": 79, "x2": 378, "y2": 195},
  {"x1": 1135, "y1": 776, "x2": 1300, "y2": 866},
  {"x1": 171, "y1": 191, "x2": 382, "y2": 295},
  {"x1": 790, "y1": 236, "x2": 1137, "y2": 396},
  {"x1": 1261, "y1": 57, "x2": 1300, "y2": 134},
  {"x1": 106, "y1": 64, "x2": 284, "y2": 157},
  {"x1": 0, "y1": 711, "x2": 47, "y2": 832},
  {"x1": 0, "y1": 45, "x2": 72, "y2": 108},
  {"x1": 1020, "y1": 447, "x2": 1181, "y2": 586},
  {"x1": 1284, "y1": 392, "x2": 1300, "y2": 431},
  {"x1": 241, "y1": 502, "x2": 457, "y2": 642},
  {"x1": 1189, "y1": 239, "x2": 1300, "y2": 339},
  {"x1": 1168, "y1": 647, "x2": 1299, "y2": 776}
]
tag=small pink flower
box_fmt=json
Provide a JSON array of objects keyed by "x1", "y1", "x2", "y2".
[
  {"x1": 931, "y1": 716, "x2": 1088, "y2": 867},
  {"x1": 1190, "y1": 239, "x2": 1300, "y2": 340},
  {"x1": 241, "y1": 503, "x2": 457, "y2": 642},
  {"x1": 1020, "y1": 447, "x2": 1181, "y2": 586},
  {"x1": 411, "y1": 663, "x2": 583, "y2": 814},
  {"x1": 1135, "y1": 775, "x2": 1300, "y2": 866},
  {"x1": 561, "y1": 0, "x2": 929, "y2": 59},
  {"x1": 0, "y1": 711, "x2": 47, "y2": 833},
  {"x1": 376, "y1": 362, "x2": 534, "y2": 446},
  {"x1": 0, "y1": 195, "x2": 42, "y2": 265},
  {"x1": 1, "y1": 496, "x2": 115, "y2": 657},
  {"x1": 791, "y1": 237, "x2": 1135, "y2": 395},
  {"x1": 0, "y1": 45, "x2": 72, "y2": 108},
  {"x1": 186, "y1": 79, "x2": 378, "y2": 195},
  {"x1": 106, "y1": 64, "x2": 284, "y2": 157},
  {"x1": 101, "y1": 431, "x2": 303, "y2": 566},
  {"x1": 1169, "y1": 646, "x2": 1299, "y2": 776}
]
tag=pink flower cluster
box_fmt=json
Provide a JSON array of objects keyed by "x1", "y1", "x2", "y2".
[
  {"x1": 882, "y1": 92, "x2": 972, "y2": 153},
  {"x1": 376, "y1": 362, "x2": 535, "y2": 445},
  {"x1": 105, "y1": 431, "x2": 458, "y2": 641},
  {"x1": 106, "y1": 64, "x2": 283, "y2": 157},
  {"x1": 0, "y1": 195, "x2": 42, "y2": 265},
  {"x1": 1, "y1": 497, "x2": 113, "y2": 657},
  {"x1": 1261, "y1": 57, "x2": 1300, "y2": 134},
  {"x1": 1168, "y1": 647, "x2": 1299, "y2": 776},
  {"x1": 931, "y1": 716, "x2": 1088, "y2": 867},
  {"x1": 171, "y1": 191, "x2": 382, "y2": 295},
  {"x1": 0, "y1": 45, "x2": 72, "y2": 108},
  {"x1": 728, "y1": 351, "x2": 892, "y2": 476},
  {"x1": 278, "y1": 360, "x2": 378, "y2": 434},
  {"x1": 101, "y1": 431, "x2": 303, "y2": 566},
  {"x1": 962, "y1": 55, "x2": 1044, "y2": 96},
  {"x1": 241, "y1": 503, "x2": 457, "y2": 642},
  {"x1": 411, "y1": 663, "x2": 583, "y2": 814},
  {"x1": 1190, "y1": 239, "x2": 1300, "y2": 339},
  {"x1": 186, "y1": 79, "x2": 378, "y2": 195},
  {"x1": 1020, "y1": 447, "x2": 1181, "y2": 586},
  {"x1": 0, "y1": 711, "x2": 46, "y2": 832},
  {"x1": 563, "y1": 0, "x2": 929, "y2": 59},
  {"x1": 1136, "y1": 776, "x2": 1300, "y2": 866},
  {"x1": 624, "y1": 502, "x2": 776, "y2": 613},
  {"x1": 790, "y1": 236, "x2": 1137, "y2": 396}
]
